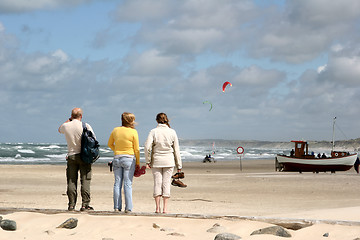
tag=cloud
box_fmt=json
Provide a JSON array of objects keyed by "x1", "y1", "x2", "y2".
[
  {"x1": 249, "y1": 0, "x2": 360, "y2": 63},
  {"x1": 112, "y1": 0, "x2": 258, "y2": 55},
  {"x1": 317, "y1": 64, "x2": 327, "y2": 73},
  {"x1": 110, "y1": 0, "x2": 360, "y2": 64},
  {"x1": 2, "y1": 1, "x2": 360, "y2": 142},
  {"x1": 0, "y1": 0, "x2": 94, "y2": 13},
  {"x1": 52, "y1": 49, "x2": 69, "y2": 63},
  {"x1": 287, "y1": 0, "x2": 360, "y2": 26},
  {"x1": 112, "y1": 0, "x2": 174, "y2": 22},
  {"x1": 125, "y1": 49, "x2": 179, "y2": 77},
  {"x1": 319, "y1": 45, "x2": 360, "y2": 87}
]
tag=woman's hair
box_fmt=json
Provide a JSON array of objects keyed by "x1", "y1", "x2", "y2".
[
  {"x1": 156, "y1": 112, "x2": 170, "y2": 128},
  {"x1": 121, "y1": 112, "x2": 136, "y2": 129}
]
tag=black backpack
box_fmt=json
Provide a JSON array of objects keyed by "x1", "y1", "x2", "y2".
[{"x1": 81, "y1": 122, "x2": 100, "y2": 164}]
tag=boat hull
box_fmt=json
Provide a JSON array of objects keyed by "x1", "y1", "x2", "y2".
[{"x1": 276, "y1": 154, "x2": 357, "y2": 172}]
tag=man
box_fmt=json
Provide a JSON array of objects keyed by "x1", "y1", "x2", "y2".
[{"x1": 58, "y1": 108, "x2": 96, "y2": 211}]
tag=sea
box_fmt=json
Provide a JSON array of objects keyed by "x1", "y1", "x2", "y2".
[{"x1": 0, "y1": 142, "x2": 294, "y2": 165}]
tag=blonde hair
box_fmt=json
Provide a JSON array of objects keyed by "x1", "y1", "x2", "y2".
[
  {"x1": 156, "y1": 113, "x2": 170, "y2": 128},
  {"x1": 121, "y1": 112, "x2": 136, "y2": 129}
]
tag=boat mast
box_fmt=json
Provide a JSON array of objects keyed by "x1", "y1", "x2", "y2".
[{"x1": 332, "y1": 117, "x2": 336, "y2": 152}]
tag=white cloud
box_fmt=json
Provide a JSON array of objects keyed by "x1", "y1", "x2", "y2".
[
  {"x1": 248, "y1": 1, "x2": 360, "y2": 63},
  {"x1": 110, "y1": 0, "x2": 360, "y2": 64},
  {"x1": 0, "y1": 22, "x2": 4, "y2": 32},
  {"x1": 317, "y1": 64, "x2": 327, "y2": 73},
  {"x1": 331, "y1": 44, "x2": 344, "y2": 53},
  {"x1": 126, "y1": 49, "x2": 179, "y2": 77},
  {"x1": 0, "y1": 0, "x2": 93, "y2": 13},
  {"x1": 112, "y1": 0, "x2": 173, "y2": 22},
  {"x1": 327, "y1": 56, "x2": 360, "y2": 86},
  {"x1": 287, "y1": 0, "x2": 360, "y2": 26},
  {"x1": 113, "y1": 0, "x2": 257, "y2": 55},
  {"x1": 2, "y1": 0, "x2": 360, "y2": 142},
  {"x1": 52, "y1": 49, "x2": 69, "y2": 63}
]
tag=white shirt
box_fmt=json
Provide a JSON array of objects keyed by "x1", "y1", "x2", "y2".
[
  {"x1": 144, "y1": 124, "x2": 182, "y2": 169},
  {"x1": 59, "y1": 119, "x2": 95, "y2": 156}
]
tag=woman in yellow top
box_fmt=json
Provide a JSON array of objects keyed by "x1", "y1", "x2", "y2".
[{"x1": 108, "y1": 112, "x2": 140, "y2": 212}]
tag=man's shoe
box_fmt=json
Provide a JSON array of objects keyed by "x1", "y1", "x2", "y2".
[
  {"x1": 172, "y1": 172, "x2": 185, "y2": 179},
  {"x1": 80, "y1": 205, "x2": 94, "y2": 211},
  {"x1": 68, "y1": 206, "x2": 75, "y2": 211},
  {"x1": 171, "y1": 179, "x2": 187, "y2": 188}
]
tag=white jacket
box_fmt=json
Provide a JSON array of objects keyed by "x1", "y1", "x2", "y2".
[{"x1": 144, "y1": 124, "x2": 182, "y2": 169}]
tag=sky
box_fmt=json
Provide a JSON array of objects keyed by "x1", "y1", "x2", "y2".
[{"x1": 1, "y1": 0, "x2": 360, "y2": 145}]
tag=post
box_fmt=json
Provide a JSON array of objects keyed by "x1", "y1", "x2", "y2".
[
  {"x1": 240, "y1": 155, "x2": 242, "y2": 171},
  {"x1": 237, "y1": 146, "x2": 244, "y2": 171},
  {"x1": 332, "y1": 117, "x2": 336, "y2": 152}
]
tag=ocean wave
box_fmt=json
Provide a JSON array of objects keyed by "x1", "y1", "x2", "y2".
[
  {"x1": 17, "y1": 149, "x2": 35, "y2": 154},
  {"x1": 45, "y1": 154, "x2": 67, "y2": 159},
  {"x1": 0, "y1": 157, "x2": 54, "y2": 163},
  {"x1": 37, "y1": 145, "x2": 61, "y2": 150},
  {"x1": 2, "y1": 141, "x2": 348, "y2": 165}
]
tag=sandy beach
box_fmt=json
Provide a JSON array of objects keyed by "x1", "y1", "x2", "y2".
[{"x1": 1, "y1": 159, "x2": 360, "y2": 239}]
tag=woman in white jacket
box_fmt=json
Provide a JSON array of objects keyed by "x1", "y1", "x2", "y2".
[{"x1": 144, "y1": 113, "x2": 182, "y2": 213}]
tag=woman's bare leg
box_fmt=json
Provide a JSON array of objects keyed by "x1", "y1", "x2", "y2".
[
  {"x1": 162, "y1": 197, "x2": 169, "y2": 213},
  {"x1": 155, "y1": 196, "x2": 161, "y2": 213}
]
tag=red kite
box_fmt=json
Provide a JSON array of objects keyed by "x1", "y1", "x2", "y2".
[{"x1": 222, "y1": 81, "x2": 232, "y2": 92}]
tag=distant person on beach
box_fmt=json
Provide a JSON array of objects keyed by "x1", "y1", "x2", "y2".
[
  {"x1": 144, "y1": 113, "x2": 183, "y2": 213},
  {"x1": 107, "y1": 112, "x2": 140, "y2": 213},
  {"x1": 58, "y1": 107, "x2": 96, "y2": 211}
]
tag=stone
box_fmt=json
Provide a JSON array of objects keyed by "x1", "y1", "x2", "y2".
[
  {"x1": 207, "y1": 223, "x2": 227, "y2": 233},
  {"x1": 0, "y1": 219, "x2": 17, "y2": 231},
  {"x1": 250, "y1": 226, "x2": 291, "y2": 238},
  {"x1": 160, "y1": 228, "x2": 175, "y2": 232},
  {"x1": 323, "y1": 232, "x2": 329, "y2": 237},
  {"x1": 167, "y1": 232, "x2": 185, "y2": 237},
  {"x1": 57, "y1": 218, "x2": 78, "y2": 229},
  {"x1": 214, "y1": 232, "x2": 241, "y2": 240},
  {"x1": 276, "y1": 222, "x2": 313, "y2": 230},
  {"x1": 102, "y1": 238, "x2": 114, "y2": 240},
  {"x1": 44, "y1": 230, "x2": 55, "y2": 235},
  {"x1": 153, "y1": 223, "x2": 161, "y2": 229}
]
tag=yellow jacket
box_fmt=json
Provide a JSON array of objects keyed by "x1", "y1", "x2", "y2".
[{"x1": 108, "y1": 126, "x2": 140, "y2": 165}]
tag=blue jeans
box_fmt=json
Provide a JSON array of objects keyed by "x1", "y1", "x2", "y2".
[{"x1": 113, "y1": 156, "x2": 135, "y2": 211}]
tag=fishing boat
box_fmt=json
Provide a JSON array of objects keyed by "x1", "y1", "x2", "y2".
[{"x1": 275, "y1": 117, "x2": 358, "y2": 173}]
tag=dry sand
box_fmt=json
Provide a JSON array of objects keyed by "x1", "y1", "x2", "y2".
[{"x1": 1, "y1": 159, "x2": 360, "y2": 239}]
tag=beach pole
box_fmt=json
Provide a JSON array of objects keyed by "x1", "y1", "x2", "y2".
[
  {"x1": 240, "y1": 155, "x2": 242, "y2": 171},
  {"x1": 237, "y1": 146, "x2": 244, "y2": 171}
]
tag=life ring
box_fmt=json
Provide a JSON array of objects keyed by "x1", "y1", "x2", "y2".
[
  {"x1": 334, "y1": 152, "x2": 339, "y2": 157},
  {"x1": 237, "y1": 146, "x2": 244, "y2": 154}
]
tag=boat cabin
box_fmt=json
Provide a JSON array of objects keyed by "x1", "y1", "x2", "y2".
[{"x1": 290, "y1": 140, "x2": 315, "y2": 159}]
